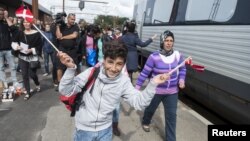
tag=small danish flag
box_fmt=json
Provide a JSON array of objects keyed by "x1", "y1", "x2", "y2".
[
  {"x1": 185, "y1": 58, "x2": 205, "y2": 72},
  {"x1": 15, "y1": 5, "x2": 33, "y2": 23}
]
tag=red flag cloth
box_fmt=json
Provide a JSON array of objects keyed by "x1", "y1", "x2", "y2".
[
  {"x1": 190, "y1": 64, "x2": 205, "y2": 72},
  {"x1": 15, "y1": 6, "x2": 33, "y2": 23},
  {"x1": 185, "y1": 58, "x2": 205, "y2": 72}
]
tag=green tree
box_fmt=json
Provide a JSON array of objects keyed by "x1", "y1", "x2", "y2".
[{"x1": 94, "y1": 15, "x2": 128, "y2": 29}]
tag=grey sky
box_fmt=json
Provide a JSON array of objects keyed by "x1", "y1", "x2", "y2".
[{"x1": 39, "y1": 0, "x2": 135, "y2": 23}]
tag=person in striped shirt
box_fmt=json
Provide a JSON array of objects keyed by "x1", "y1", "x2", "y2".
[{"x1": 135, "y1": 30, "x2": 186, "y2": 141}]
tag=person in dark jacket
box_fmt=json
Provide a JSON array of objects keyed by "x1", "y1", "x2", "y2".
[
  {"x1": 0, "y1": 8, "x2": 18, "y2": 93},
  {"x1": 42, "y1": 24, "x2": 56, "y2": 82},
  {"x1": 121, "y1": 20, "x2": 157, "y2": 82}
]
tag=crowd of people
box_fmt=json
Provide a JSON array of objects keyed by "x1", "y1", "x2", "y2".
[{"x1": 0, "y1": 8, "x2": 187, "y2": 141}]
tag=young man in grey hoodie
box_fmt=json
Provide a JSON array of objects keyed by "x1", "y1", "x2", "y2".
[{"x1": 58, "y1": 40, "x2": 170, "y2": 141}]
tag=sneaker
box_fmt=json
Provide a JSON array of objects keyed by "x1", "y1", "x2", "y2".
[
  {"x1": 112, "y1": 123, "x2": 121, "y2": 136},
  {"x1": 36, "y1": 85, "x2": 41, "y2": 92},
  {"x1": 43, "y1": 73, "x2": 49, "y2": 76},
  {"x1": 24, "y1": 94, "x2": 30, "y2": 100},
  {"x1": 142, "y1": 125, "x2": 150, "y2": 132},
  {"x1": 53, "y1": 83, "x2": 58, "y2": 87},
  {"x1": 23, "y1": 89, "x2": 34, "y2": 94},
  {"x1": 53, "y1": 80, "x2": 59, "y2": 87}
]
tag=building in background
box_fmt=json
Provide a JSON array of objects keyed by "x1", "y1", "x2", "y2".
[{"x1": 0, "y1": 0, "x2": 52, "y2": 23}]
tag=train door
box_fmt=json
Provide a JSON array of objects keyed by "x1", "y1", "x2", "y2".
[{"x1": 133, "y1": 0, "x2": 147, "y2": 38}]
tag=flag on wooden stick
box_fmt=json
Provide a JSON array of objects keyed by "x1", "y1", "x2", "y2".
[
  {"x1": 15, "y1": 5, "x2": 33, "y2": 23},
  {"x1": 166, "y1": 56, "x2": 205, "y2": 76},
  {"x1": 185, "y1": 58, "x2": 205, "y2": 72},
  {"x1": 15, "y1": 5, "x2": 59, "y2": 52}
]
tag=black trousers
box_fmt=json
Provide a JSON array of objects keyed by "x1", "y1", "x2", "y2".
[
  {"x1": 52, "y1": 51, "x2": 58, "y2": 83},
  {"x1": 19, "y1": 59, "x2": 40, "y2": 94}
]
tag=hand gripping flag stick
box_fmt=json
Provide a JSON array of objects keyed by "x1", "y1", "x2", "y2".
[
  {"x1": 168, "y1": 56, "x2": 192, "y2": 75},
  {"x1": 32, "y1": 24, "x2": 60, "y2": 52},
  {"x1": 160, "y1": 56, "x2": 192, "y2": 80}
]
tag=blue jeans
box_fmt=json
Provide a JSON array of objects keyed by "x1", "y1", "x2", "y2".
[
  {"x1": 0, "y1": 50, "x2": 17, "y2": 84},
  {"x1": 142, "y1": 94, "x2": 178, "y2": 141},
  {"x1": 74, "y1": 126, "x2": 112, "y2": 141},
  {"x1": 112, "y1": 103, "x2": 120, "y2": 123}
]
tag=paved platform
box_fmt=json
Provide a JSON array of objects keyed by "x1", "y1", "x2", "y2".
[{"x1": 41, "y1": 98, "x2": 211, "y2": 141}]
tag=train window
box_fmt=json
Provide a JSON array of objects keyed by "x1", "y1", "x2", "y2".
[
  {"x1": 185, "y1": 0, "x2": 215, "y2": 21},
  {"x1": 185, "y1": 0, "x2": 237, "y2": 22},
  {"x1": 134, "y1": 0, "x2": 147, "y2": 24},
  {"x1": 213, "y1": 0, "x2": 237, "y2": 22},
  {"x1": 139, "y1": 0, "x2": 250, "y2": 25},
  {"x1": 144, "y1": 0, "x2": 174, "y2": 24}
]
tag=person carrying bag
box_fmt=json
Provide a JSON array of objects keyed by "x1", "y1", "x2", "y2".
[{"x1": 11, "y1": 19, "x2": 42, "y2": 100}]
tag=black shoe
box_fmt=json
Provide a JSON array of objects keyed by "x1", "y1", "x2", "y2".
[
  {"x1": 113, "y1": 128, "x2": 121, "y2": 136},
  {"x1": 112, "y1": 122, "x2": 121, "y2": 136}
]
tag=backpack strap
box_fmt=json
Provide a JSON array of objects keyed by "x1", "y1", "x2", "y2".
[{"x1": 70, "y1": 66, "x2": 100, "y2": 117}]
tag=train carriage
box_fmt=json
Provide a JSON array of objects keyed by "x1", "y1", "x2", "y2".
[{"x1": 134, "y1": 0, "x2": 250, "y2": 124}]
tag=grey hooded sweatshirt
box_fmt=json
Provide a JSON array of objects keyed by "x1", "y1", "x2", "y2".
[{"x1": 59, "y1": 65, "x2": 157, "y2": 131}]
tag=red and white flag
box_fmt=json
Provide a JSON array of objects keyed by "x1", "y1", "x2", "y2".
[
  {"x1": 167, "y1": 56, "x2": 205, "y2": 75},
  {"x1": 15, "y1": 6, "x2": 33, "y2": 23},
  {"x1": 185, "y1": 58, "x2": 205, "y2": 72}
]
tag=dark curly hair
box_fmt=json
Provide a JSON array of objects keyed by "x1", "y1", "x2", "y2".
[
  {"x1": 103, "y1": 40, "x2": 128, "y2": 63},
  {"x1": 86, "y1": 24, "x2": 101, "y2": 36}
]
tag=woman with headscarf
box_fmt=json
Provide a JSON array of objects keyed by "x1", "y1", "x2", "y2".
[{"x1": 135, "y1": 30, "x2": 186, "y2": 141}]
